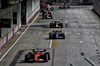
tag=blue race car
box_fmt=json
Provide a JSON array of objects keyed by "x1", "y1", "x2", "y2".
[{"x1": 49, "y1": 30, "x2": 65, "y2": 39}]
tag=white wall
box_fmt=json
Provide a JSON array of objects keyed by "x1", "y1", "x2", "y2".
[
  {"x1": 0, "y1": 3, "x2": 21, "y2": 38},
  {"x1": 26, "y1": 0, "x2": 40, "y2": 18}
]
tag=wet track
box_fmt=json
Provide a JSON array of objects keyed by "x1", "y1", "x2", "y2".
[{"x1": 0, "y1": 6, "x2": 100, "y2": 66}]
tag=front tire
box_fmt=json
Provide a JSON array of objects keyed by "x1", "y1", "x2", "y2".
[
  {"x1": 44, "y1": 54, "x2": 49, "y2": 62},
  {"x1": 45, "y1": 52, "x2": 50, "y2": 60}
]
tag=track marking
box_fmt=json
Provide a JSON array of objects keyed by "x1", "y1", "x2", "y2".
[
  {"x1": 66, "y1": 32, "x2": 71, "y2": 34},
  {"x1": 79, "y1": 41, "x2": 83, "y2": 43},
  {"x1": 77, "y1": 33, "x2": 80, "y2": 35},
  {"x1": 90, "y1": 32, "x2": 98, "y2": 50},
  {"x1": 97, "y1": 26, "x2": 99, "y2": 28},
  {"x1": 0, "y1": 13, "x2": 40, "y2": 62},
  {"x1": 42, "y1": 30, "x2": 48, "y2": 35},
  {"x1": 52, "y1": 40, "x2": 57, "y2": 48},
  {"x1": 49, "y1": 40, "x2": 52, "y2": 48},
  {"x1": 65, "y1": 31, "x2": 67, "y2": 35},
  {"x1": 74, "y1": 19, "x2": 77, "y2": 22},
  {"x1": 90, "y1": 35, "x2": 95, "y2": 44}
]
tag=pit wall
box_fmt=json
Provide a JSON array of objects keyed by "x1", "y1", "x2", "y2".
[
  {"x1": 26, "y1": 0, "x2": 40, "y2": 24},
  {"x1": 0, "y1": 0, "x2": 40, "y2": 49}
]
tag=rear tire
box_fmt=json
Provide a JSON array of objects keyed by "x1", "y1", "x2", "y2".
[
  {"x1": 44, "y1": 54, "x2": 49, "y2": 62},
  {"x1": 61, "y1": 23, "x2": 63, "y2": 28},
  {"x1": 50, "y1": 23, "x2": 52, "y2": 28},
  {"x1": 63, "y1": 35, "x2": 65, "y2": 39},
  {"x1": 25, "y1": 54, "x2": 30, "y2": 62}
]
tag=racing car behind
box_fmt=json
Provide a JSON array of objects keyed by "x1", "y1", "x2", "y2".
[{"x1": 49, "y1": 30, "x2": 65, "y2": 39}]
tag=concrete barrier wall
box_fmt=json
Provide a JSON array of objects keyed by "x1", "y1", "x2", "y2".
[
  {"x1": 0, "y1": 22, "x2": 21, "y2": 49},
  {"x1": 26, "y1": 0, "x2": 40, "y2": 24}
]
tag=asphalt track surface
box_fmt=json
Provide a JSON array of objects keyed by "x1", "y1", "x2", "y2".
[{"x1": 0, "y1": 6, "x2": 100, "y2": 66}]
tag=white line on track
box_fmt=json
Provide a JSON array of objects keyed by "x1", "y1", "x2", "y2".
[
  {"x1": 65, "y1": 31, "x2": 67, "y2": 35},
  {"x1": 49, "y1": 40, "x2": 52, "y2": 48},
  {"x1": 77, "y1": 33, "x2": 80, "y2": 35},
  {"x1": 79, "y1": 41, "x2": 83, "y2": 44},
  {"x1": 90, "y1": 32, "x2": 98, "y2": 50},
  {"x1": 0, "y1": 13, "x2": 40, "y2": 62},
  {"x1": 90, "y1": 35, "x2": 95, "y2": 44},
  {"x1": 97, "y1": 26, "x2": 99, "y2": 28}
]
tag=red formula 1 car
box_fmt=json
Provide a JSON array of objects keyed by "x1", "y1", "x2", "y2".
[{"x1": 25, "y1": 49, "x2": 50, "y2": 62}]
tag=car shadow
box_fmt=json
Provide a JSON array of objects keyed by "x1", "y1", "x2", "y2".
[
  {"x1": 45, "y1": 38, "x2": 65, "y2": 40},
  {"x1": 30, "y1": 24, "x2": 50, "y2": 28},
  {"x1": 18, "y1": 60, "x2": 47, "y2": 63},
  {"x1": 9, "y1": 50, "x2": 24, "y2": 66}
]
